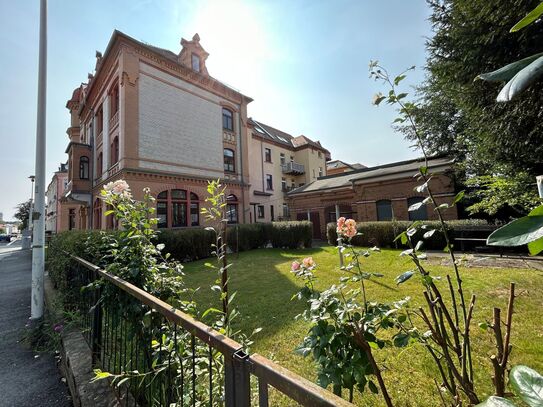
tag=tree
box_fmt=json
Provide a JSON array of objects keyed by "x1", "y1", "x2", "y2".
[
  {"x1": 408, "y1": 0, "x2": 543, "y2": 217},
  {"x1": 14, "y1": 199, "x2": 31, "y2": 230}
]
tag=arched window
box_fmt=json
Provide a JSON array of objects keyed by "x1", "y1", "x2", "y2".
[
  {"x1": 407, "y1": 197, "x2": 428, "y2": 221},
  {"x1": 224, "y1": 148, "x2": 235, "y2": 172},
  {"x1": 157, "y1": 190, "x2": 168, "y2": 229},
  {"x1": 190, "y1": 192, "x2": 199, "y2": 226},
  {"x1": 93, "y1": 199, "x2": 102, "y2": 229},
  {"x1": 157, "y1": 189, "x2": 196, "y2": 228},
  {"x1": 226, "y1": 194, "x2": 238, "y2": 224},
  {"x1": 222, "y1": 108, "x2": 233, "y2": 131},
  {"x1": 79, "y1": 156, "x2": 89, "y2": 180},
  {"x1": 111, "y1": 136, "x2": 119, "y2": 164},
  {"x1": 376, "y1": 200, "x2": 392, "y2": 221}
]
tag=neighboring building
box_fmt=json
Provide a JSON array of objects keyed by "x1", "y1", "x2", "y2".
[
  {"x1": 326, "y1": 159, "x2": 366, "y2": 176},
  {"x1": 60, "y1": 30, "x2": 332, "y2": 231},
  {"x1": 247, "y1": 119, "x2": 330, "y2": 222},
  {"x1": 286, "y1": 156, "x2": 458, "y2": 238},
  {"x1": 46, "y1": 163, "x2": 69, "y2": 233}
]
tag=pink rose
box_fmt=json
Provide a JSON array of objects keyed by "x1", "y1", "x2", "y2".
[
  {"x1": 302, "y1": 257, "x2": 315, "y2": 268},
  {"x1": 345, "y1": 226, "x2": 357, "y2": 238},
  {"x1": 291, "y1": 261, "x2": 301, "y2": 271},
  {"x1": 336, "y1": 217, "x2": 346, "y2": 231}
]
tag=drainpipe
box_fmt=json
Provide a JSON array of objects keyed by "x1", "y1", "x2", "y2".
[
  {"x1": 238, "y1": 106, "x2": 246, "y2": 223},
  {"x1": 335, "y1": 204, "x2": 343, "y2": 266},
  {"x1": 89, "y1": 108, "x2": 94, "y2": 230}
]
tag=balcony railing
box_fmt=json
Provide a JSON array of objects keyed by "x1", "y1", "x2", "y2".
[
  {"x1": 281, "y1": 161, "x2": 305, "y2": 175},
  {"x1": 107, "y1": 161, "x2": 120, "y2": 178},
  {"x1": 109, "y1": 110, "x2": 119, "y2": 130},
  {"x1": 65, "y1": 254, "x2": 353, "y2": 407}
]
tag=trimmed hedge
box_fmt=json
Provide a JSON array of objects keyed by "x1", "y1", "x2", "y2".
[
  {"x1": 326, "y1": 219, "x2": 488, "y2": 250},
  {"x1": 156, "y1": 228, "x2": 215, "y2": 262},
  {"x1": 270, "y1": 221, "x2": 312, "y2": 249}
]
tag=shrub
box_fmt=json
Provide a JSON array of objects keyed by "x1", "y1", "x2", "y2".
[
  {"x1": 227, "y1": 223, "x2": 270, "y2": 252},
  {"x1": 326, "y1": 219, "x2": 488, "y2": 250},
  {"x1": 270, "y1": 221, "x2": 312, "y2": 249},
  {"x1": 155, "y1": 228, "x2": 215, "y2": 262}
]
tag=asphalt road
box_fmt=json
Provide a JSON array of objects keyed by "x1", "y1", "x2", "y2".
[{"x1": 0, "y1": 249, "x2": 72, "y2": 407}]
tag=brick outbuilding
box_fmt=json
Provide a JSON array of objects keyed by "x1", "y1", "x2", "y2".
[{"x1": 286, "y1": 156, "x2": 458, "y2": 239}]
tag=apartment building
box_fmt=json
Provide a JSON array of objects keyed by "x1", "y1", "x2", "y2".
[
  {"x1": 45, "y1": 163, "x2": 72, "y2": 233},
  {"x1": 61, "y1": 30, "x2": 331, "y2": 230},
  {"x1": 247, "y1": 119, "x2": 330, "y2": 223}
]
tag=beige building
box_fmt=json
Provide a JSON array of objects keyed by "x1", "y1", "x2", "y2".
[
  {"x1": 247, "y1": 119, "x2": 330, "y2": 222},
  {"x1": 60, "y1": 30, "x2": 332, "y2": 230}
]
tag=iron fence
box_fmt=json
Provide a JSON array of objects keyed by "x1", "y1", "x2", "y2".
[{"x1": 67, "y1": 254, "x2": 353, "y2": 407}]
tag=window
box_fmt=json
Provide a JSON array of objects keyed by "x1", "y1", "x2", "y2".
[
  {"x1": 281, "y1": 178, "x2": 287, "y2": 191},
  {"x1": 97, "y1": 152, "x2": 103, "y2": 177},
  {"x1": 280, "y1": 153, "x2": 285, "y2": 165},
  {"x1": 157, "y1": 191, "x2": 168, "y2": 228},
  {"x1": 69, "y1": 209, "x2": 76, "y2": 230},
  {"x1": 79, "y1": 156, "x2": 89, "y2": 180},
  {"x1": 270, "y1": 205, "x2": 274, "y2": 221},
  {"x1": 93, "y1": 199, "x2": 102, "y2": 229},
  {"x1": 226, "y1": 194, "x2": 238, "y2": 224},
  {"x1": 266, "y1": 174, "x2": 273, "y2": 190},
  {"x1": 282, "y1": 203, "x2": 289, "y2": 218},
  {"x1": 111, "y1": 136, "x2": 119, "y2": 164},
  {"x1": 110, "y1": 84, "x2": 119, "y2": 116},
  {"x1": 157, "y1": 189, "x2": 200, "y2": 228},
  {"x1": 257, "y1": 205, "x2": 265, "y2": 218},
  {"x1": 407, "y1": 197, "x2": 428, "y2": 221},
  {"x1": 191, "y1": 53, "x2": 200, "y2": 72},
  {"x1": 190, "y1": 192, "x2": 199, "y2": 226},
  {"x1": 376, "y1": 200, "x2": 393, "y2": 221},
  {"x1": 222, "y1": 108, "x2": 233, "y2": 131},
  {"x1": 264, "y1": 148, "x2": 272, "y2": 162},
  {"x1": 224, "y1": 148, "x2": 235, "y2": 172},
  {"x1": 319, "y1": 167, "x2": 323, "y2": 177},
  {"x1": 96, "y1": 105, "x2": 103, "y2": 135}
]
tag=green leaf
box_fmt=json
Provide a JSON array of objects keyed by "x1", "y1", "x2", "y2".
[
  {"x1": 528, "y1": 237, "x2": 543, "y2": 256},
  {"x1": 509, "y1": 365, "x2": 543, "y2": 407},
  {"x1": 452, "y1": 190, "x2": 465, "y2": 205},
  {"x1": 511, "y1": 3, "x2": 543, "y2": 32},
  {"x1": 408, "y1": 202, "x2": 425, "y2": 212},
  {"x1": 394, "y1": 74, "x2": 406, "y2": 85},
  {"x1": 476, "y1": 52, "x2": 543, "y2": 82},
  {"x1": 368, "y1": 380, "x2": 379, "y2": 394},
  {"x1": 395, "y1": 270, "x2": 414, "y2": 285},
  {"x1": 487, "y1": 206, "x2": 543, "y2": 248},
  {"x1": 497, "y1": 56, "x2": 543, "y2": 102},
  {"x1": 476, "y1": 396, "x2": 517, "y2": 407}
]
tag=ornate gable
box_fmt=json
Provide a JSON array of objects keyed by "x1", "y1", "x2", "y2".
[{"x1": 178, "y1": 33, "x2": 209, "y2": 75}]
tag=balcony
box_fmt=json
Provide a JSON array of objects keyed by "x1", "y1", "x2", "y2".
[
  {"x1": 281, "y1": 161, "x2": 305, "y2": 175},
  {"x1": 109, "y1": 110, "x2": 119, "y2": 131}
]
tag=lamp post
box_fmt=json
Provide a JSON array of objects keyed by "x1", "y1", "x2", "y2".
[{"x1": 31, "y1": 0, "x2": 47, "y2": 322}]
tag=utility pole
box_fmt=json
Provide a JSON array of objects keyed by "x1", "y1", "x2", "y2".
[{"x1": 31, "y1": 0, "x2": 47, "y2": 321}]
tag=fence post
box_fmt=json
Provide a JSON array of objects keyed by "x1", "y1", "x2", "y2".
[
  {"x1": 225, "y1": 349, "x2": 251, "y2": 407},
  {"x1": 91, "y1": 275, "x2": 102, "y2": 367}
]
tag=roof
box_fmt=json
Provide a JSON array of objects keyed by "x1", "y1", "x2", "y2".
[
  {"x1": 81, "y1": 30, "x2": 253, "y2": 109},
  {"x1": 288, "y1": 156, "x2": 454, "y2": 195},
  {"x1": 249, "y1": 118, "x2": 330, "y2": 154},
  {"x1": 326, "y1": 160, "x2": 366, "y2": 170}
]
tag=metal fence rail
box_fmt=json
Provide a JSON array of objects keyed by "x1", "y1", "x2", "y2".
[{"x1": 68, "y1": 254, "x2": 353, "y2": 407}]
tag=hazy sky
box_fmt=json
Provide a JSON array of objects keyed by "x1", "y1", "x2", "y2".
[{"x1": 0, "y1": 0, "x2": 432, "y2": 220}]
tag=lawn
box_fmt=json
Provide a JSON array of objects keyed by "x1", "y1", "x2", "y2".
[{"x1": 180, "y1": 246, "x2": 543, "y2": 406}]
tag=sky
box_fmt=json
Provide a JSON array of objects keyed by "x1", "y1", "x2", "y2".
[{"x1": 0, "y1": 0, "x2": 433, "y2": 221}]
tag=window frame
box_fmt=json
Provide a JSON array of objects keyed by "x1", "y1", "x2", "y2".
[
  {"x1": 264, "y1": 148, "x2": 272, "y2": 162},
  {"x1": 224, "y1": 148, "x2": 235, "y2": 173},
  {"x1": 257, "y1": 205, "x2": 265, "y2": 219},
  {"x1": 79, "y1": 156, "x2": 89, "y2": 180},
  {"x1": 376, "y1": 199, "x2": 393, "y2": 221},
  {"x1": 191, "y1": 53, "x2": 201, "y2": 72},
  {"x1": 266, "y1": 174, "x2": 273, "y2": 191},
  {"x1": 226, "y1": 194, "x2": 238, "y2": 224},
  {"x1": 222, "y1": 108, "x2": 234, "y2": 131}
]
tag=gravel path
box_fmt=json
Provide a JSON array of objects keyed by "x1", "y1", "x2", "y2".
[{"x1": 0, "y1": 250, "x2": 72, "y2": 407}]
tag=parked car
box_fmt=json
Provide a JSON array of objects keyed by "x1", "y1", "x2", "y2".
[{"x1": 0, "y1": 235, "x2": 11, "y2": 243}]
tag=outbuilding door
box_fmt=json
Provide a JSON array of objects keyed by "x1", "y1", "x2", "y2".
[{"x1": 297, "y1": 212, "x2": 321, "y2": 239}]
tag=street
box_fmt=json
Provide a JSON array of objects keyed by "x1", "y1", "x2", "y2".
[{"x1": 0, "y1": 249, "x2": 72, "y2": 406}]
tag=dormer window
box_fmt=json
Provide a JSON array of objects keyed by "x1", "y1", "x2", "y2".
[{"x1": 191, "y1": 53, "x2": 200, "y2": 72}]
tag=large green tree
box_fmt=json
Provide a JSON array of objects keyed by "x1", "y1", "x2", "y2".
[
  {"x1": 409, "y1": 0, "x2": 543, "y2": 217},
  {"x1": 14, "y1": 199, "x2": 31, "y2": 230}
]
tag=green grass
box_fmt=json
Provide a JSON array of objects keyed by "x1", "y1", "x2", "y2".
[{"x1": 180, "y1": 246, "x2": 543, "y2": 406}]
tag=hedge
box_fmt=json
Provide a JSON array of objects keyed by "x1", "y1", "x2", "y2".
[
  {"x1": 326, "y1": 219, "x2": 488, "y2": 250},
  {"x1": 270, "y1": 221, "x2": 312, "y2": 249},
  {"x1": 156, "y1": 228, "x2": 215, "y2": 261}
]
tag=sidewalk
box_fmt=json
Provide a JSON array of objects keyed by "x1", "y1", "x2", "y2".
[{"x1": 0, "y1": 250, "x2": 72, "y2": 406}]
